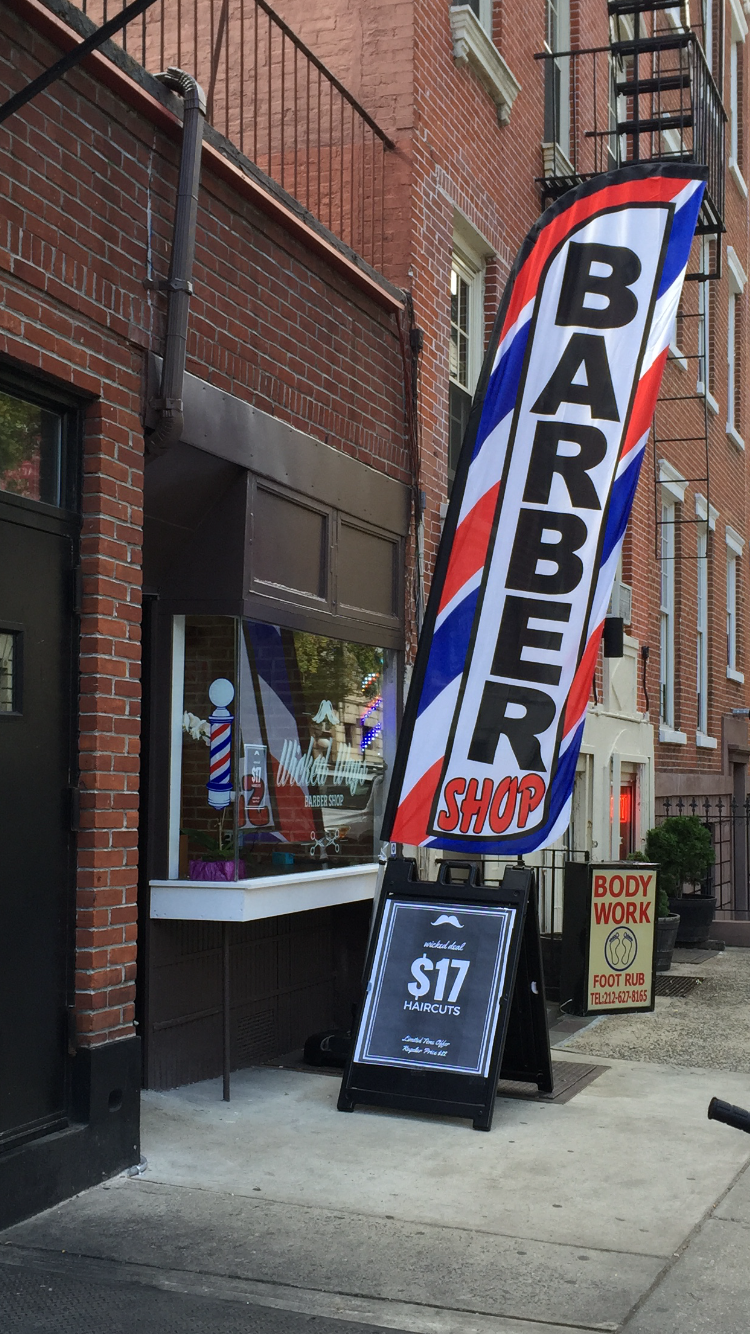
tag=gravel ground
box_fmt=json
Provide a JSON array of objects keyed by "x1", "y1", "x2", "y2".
[{"x1": 556, "y1": 947, "x2": 750, "y2": 1072}]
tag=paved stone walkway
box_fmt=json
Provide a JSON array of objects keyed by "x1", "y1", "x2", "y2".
[{"x1": 557, "y1": 947, "x2": 750, "y2": 1073}]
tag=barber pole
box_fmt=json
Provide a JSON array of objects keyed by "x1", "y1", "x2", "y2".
[
  {"x1": 384, "y1": 164, "x2": 707, "y2": 857},
  {"x1": 207, "y1": 677, "x2": 235, "y2": 810}
]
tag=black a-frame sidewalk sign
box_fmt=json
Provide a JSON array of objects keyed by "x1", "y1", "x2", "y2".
[{"x1": 338, "y1": 858, "x2": 553, "y2": 1131}]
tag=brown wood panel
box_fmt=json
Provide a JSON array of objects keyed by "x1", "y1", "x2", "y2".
[{"x1": 145, "y1": 903, "x2": 371, "y2": 1089}]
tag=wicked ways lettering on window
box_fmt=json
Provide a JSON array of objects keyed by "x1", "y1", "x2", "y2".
[{"x1": 353, "y1": 901, "x2": 516, "y2": 1077}]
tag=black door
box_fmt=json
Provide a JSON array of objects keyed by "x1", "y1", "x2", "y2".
[{"x1": 0, "y1": 499, "x2": 76, "y2": 1146}]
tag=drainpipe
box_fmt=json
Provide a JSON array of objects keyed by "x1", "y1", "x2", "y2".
[{"x1": 146, "y1": 68, "x2": 206, "y2": 460}]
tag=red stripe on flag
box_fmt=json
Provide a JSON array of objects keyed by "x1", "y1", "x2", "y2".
[
  {"x1": 504, "y1": 178, "x2": 693, "y2": 336},
  {"x1": 391, "y1": 757, "x2": 445, "y2": 846},
  {"x1": 439, "y1": 483, "x2": 501, "y2": 613},
  {"x1": 620, "y1": 348, "x2": 669, "y2": 460},
  {"x1": 563, "y1": 622, "x2": 605, "y2": 738}
]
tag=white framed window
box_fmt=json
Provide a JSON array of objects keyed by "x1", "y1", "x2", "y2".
[
  {"x1": 544, "y1": 0, "x2": 571, "y2": 159},
  {"x1": 697, "y1": 238, "x2": 719, "y2": 414},
  {"x1": 726, "y1": 246, "x2": 747, "y2": 448},
  {"x1": 728, "y1": 289, "x2": 741, "y2": 440},
  {"x1": 696, "y1": 522, "x2": 708, "y2": 735},
  {"x1": 659, "y1": 463, "x2": 688, "y2": 744},
  {"x1": 660, "y1": 502, "x2": 675, "y2": 729},
  {"x1": 726, "y1": 526, "x2": 745, "y2": 682},
  {"x1": 701, "y1": 0, "x2": 714, "y2": 73},
  {"x1": 464, "y1": 0, "x2": 492, "y2": 33},
  {"x1": 729, "y1": 0, "x2": 748, "y2": 194},
  {"x1": 448, "y1": 246, "x2": 484, "y2": 491},
  {"x1": 695, "y1": 494, "x2": 718, "y2": 747}
]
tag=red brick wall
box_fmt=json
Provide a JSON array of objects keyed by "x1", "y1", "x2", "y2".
[
  {"x1": 275, "y1": 0, "x2": 610, "y2": 606},
  {"x1": 625, "y1": 1, "x2": 750, "y2": 786},
  {"x1": 278, "y1": 0, "x2": 750, "y2": 796},
  {"x1": 0, "y1": 2, "x2": 407, "y2": 1047}
]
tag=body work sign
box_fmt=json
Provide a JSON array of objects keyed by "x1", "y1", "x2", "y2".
[
  {"x1": 587, "y1": 865, "x2": 657, "y2": 1012},
  {"x1": 386, "y1": 166, "x2": 706, "y2": 855}
]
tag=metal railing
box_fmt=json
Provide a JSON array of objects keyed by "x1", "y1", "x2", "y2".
[
  {"x1": 535, "y1": 30, "x2": 725, "y2": 236},
  {"x1": 481, "y1": 847, "x2": 591, "y2": 1000},
  {"x1": 76, "y1": 0, "x2": 394, "y2": 269},
  {"x1": 656, "y1": 796, "x2": 750, "y2": 920}
]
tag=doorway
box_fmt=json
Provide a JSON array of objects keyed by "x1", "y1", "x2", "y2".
[{"x1": 0, "y1": 379, "x2": 79, "y2": 1150}]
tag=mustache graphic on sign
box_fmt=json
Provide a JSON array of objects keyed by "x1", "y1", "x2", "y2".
[{"x1": 383, "y1": 165, "x2": 706, "y2": 855}]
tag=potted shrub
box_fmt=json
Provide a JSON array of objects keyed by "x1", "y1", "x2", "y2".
[
  {"x1": 643, "y1": 816, "x2": 715, "y2": 946},
  {"x1": 628, "y1": 850, "x2": 680, "y2": 971}
]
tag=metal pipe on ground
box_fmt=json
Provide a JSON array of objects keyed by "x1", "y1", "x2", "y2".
[{"x1": 146, "y1": 68, "x2": 206, "y2": 461}]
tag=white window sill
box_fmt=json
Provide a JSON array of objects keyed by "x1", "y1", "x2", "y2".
[
  {"x1": 726, "y1": 424, "x2": 745, "y2": 451},
  {"x1": 697, "y1": 383, "x2": 720, "y2": 416},
  {"x1": 727, "y1": 666, "x2": 745, "y2": 684},
  {"x1": 669, "y1": 342, "x2": 688, "y2": 371},
  {"x1": 729, "y1": 159, "x2": 749, "y2": 199},
  {"x1": 659, "y1": 725, "x2": 687, "y2": 745},
  {"x1": 150, "y1": 862, "x2": 379, "y2": 922},
  {"x1": 449, "y1": 6, "x2": 521, "y2": 124},
  {"x1": 541, "y1": 141, "x2": 576, "y2": 178},
  {"x1": 696, "y1": 731, "x2": 718, "y2": 749}
]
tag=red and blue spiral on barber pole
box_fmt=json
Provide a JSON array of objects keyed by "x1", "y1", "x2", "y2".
[
  {"x1": 386, "y1": 165, "x2": 706, "y2": 854},
  {"x1": 207, "y1": 708, "x2": 233, "y2": 809}
]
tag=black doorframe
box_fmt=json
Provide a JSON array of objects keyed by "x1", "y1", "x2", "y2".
[
  {"x1": 0, "y1": 359, "x2": 85, "y2": 1149},
  {"x1": 0, "y1": 359, "x2": 142, "y2": 1228}
]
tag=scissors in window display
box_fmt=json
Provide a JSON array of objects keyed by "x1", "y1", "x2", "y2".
[{"x1": 309, "y1": 828, "x2": 350, "y2": 858}]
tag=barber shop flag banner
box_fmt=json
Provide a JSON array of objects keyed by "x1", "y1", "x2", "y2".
[{"x1": 385, "y1": 164, "x2": 706, "y2": 856}]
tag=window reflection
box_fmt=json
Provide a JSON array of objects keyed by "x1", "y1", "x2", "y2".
[
  {"x1": 0, "y1": 632, "x2": 17, "y2": 713},
  {"x1": 178, "y1": 617, "x2": 389, "y2": 881},
  {"x1": 0, "y1": 390, "x2": 62, "y2": 505}
]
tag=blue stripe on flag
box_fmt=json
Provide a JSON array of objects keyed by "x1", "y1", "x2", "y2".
[
  {"x1": 425, "y1": 716, "x2": 586, "y2": 855},
  {"x1": 601, "y1": 450, "x2": 644, "y2": 567},
  {"x1": 417, "y1": 587, "x2": 479, "y2": 718},
  {"x1": 246, "y1": 621, "x2": 295, "y2": 716},
  {"x1": 471, "y1": 319, "x2": 531, "y2": 461},
  {"x1": 656, "y1": 187, "x2": 705, "y2": 299}
]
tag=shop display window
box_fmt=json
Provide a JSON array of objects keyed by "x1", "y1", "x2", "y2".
[{"x1": 170, "y1": 616, "x2": 394, "y2": 880}]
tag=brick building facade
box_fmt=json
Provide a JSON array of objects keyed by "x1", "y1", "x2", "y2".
[
  {"x1": 0, "y1": 0, "x2": 408, "y2": 1223},
  {"x1": 278, "y1": 0, "x2": 750, "y2": 911},
  {"x1": 2, "y1": 0, "x2": 749, "y2": 1228}
]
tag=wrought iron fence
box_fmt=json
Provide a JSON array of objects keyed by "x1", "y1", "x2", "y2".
[
  {"x1": 535, "y1": 30, "x2": 725, "y2": 236},
  {"x1": 656, "y1": 796, "x2": 750, "y2": 920},
  {"x1": 480, "y1": 847, "x2": 591, "y2": 1000},
  {"x1": 76, "y1": 0, "x2": 394, "y2": 269}
]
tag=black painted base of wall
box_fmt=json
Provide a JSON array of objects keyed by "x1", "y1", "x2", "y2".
[{"x1": 0, "y1": 1037, "x2": 140, "y2": 1231}]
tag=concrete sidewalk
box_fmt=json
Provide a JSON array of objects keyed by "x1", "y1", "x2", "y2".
[
  {"x1": 2, "y1": 948, "x2": 750, "y2": 1332},
  {"x1": 2, "y1": 1054, "x2": 750, "y2": 1332}
]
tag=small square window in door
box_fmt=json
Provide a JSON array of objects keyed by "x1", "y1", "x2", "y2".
[{"x1": 0, "y1": 629, "x2": 21, "y2": 713}]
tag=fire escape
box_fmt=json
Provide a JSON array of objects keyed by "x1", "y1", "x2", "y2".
[{"x1": 537, "y1": 0, "x2": 727, "y2": 581}]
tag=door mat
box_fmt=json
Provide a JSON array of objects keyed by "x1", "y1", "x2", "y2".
[
  {"x1": 496, "y1": 1060, "x2": 608, "y2": 1104},
  {"x1": 266, "y1": 1052, "x2": 607, "y2": 1104},
  {"x1": 654, "y1": 974, "x2": 703, "y2": 998}
]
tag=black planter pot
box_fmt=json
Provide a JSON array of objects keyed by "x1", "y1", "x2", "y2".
[
  {"x1": 668, "y1": 895, "x2": 716, "y2": 945},
  {"x1": 655, "y1": 914, "x2": 680, "y2": 972}
]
